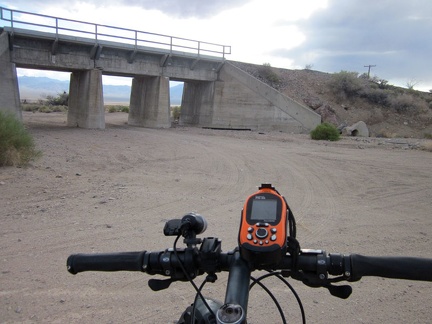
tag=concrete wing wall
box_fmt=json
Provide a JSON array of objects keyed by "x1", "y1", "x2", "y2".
[{"x1": 210, "y1": 62, "x2": 321, "y2": 132}]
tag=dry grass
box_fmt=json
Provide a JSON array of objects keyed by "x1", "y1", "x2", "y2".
[{"x1": 420, "y1": 141, "x2": 432, "y2": 152}]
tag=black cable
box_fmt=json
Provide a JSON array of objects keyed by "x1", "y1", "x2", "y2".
[
  {"x1": 172, "y1": 235, "x2": 216, "y2": 321},
  {"x1": 273, "y1": 272, "x2": 306, "y2": 324},
  {"x1": 250, "y1": 271, "x2": 306, "y2": 324},
  {"x1": 191, "y1": 279, "x2": 209, "y2": 324},
  {"x1": 250, "y1": 275, "x2": 287, "y2": 324}
]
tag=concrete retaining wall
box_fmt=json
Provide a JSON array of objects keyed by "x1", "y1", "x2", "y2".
[{"x1": 209, "y1": 62, "x2": 320, "y2": 132}]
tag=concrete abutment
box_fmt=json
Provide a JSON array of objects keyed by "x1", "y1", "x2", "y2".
[
  {"x1": 0, "y1": 31, "x2": 21, "y2": 120},
  {"x1": 180, "y1": 81, "x2": 215, "y2": 126}
]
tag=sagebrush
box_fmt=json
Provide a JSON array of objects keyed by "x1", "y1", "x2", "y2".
[
  {"x1": 0, "y1": 111, "x2": 41, "y2": 166},
  {"x1": 310, "y1": 123, "x2": 340, "y2": 141}
]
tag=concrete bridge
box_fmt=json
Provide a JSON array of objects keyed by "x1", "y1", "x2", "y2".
[{"x1": 0, "y1": 7, "x2": 320, "y2": 132}]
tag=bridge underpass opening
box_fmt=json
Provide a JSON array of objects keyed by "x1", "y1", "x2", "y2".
[
  {"x1": 17, "y1": 68, "x2": 141, "y2": 105},
  {"x1": 17, "y1": 68, "x2": 186, "y2": 128}
]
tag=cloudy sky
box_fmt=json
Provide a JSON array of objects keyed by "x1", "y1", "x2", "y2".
[{"x1": 1, "y1": 0, "x2": 431, "y2": 91}]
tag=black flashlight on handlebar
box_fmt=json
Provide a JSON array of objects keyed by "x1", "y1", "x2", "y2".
[{"x1": 164, "y1": 212, "x2": 207, "y2": 239}]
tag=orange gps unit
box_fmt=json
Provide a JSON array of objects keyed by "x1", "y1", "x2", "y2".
[{"x1": 238, "y1": 184, "x2": 288, "y2": 267}]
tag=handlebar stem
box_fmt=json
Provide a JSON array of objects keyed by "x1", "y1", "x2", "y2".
[{"x1": 223, "y1": 251, "x2": 251, "y2": 323}]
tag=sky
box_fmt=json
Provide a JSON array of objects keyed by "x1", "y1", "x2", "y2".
[{"x1": 1, "y1": 0, "x2": 431, "y2": 91}]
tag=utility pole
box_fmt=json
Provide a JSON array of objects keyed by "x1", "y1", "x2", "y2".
[{"x1": 364, "y1": 65, "x2": 376, "y2": 78}]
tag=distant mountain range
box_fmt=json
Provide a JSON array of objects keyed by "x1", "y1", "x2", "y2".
[{"x1": 18, "y1": 76, "x2": 184, "y2": 105}]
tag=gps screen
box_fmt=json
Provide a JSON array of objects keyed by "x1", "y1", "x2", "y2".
[{"x1": 250, "y1": 199, "x2": 277, "y2": 222}]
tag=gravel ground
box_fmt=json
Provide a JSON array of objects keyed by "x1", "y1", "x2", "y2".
[{"x1": 1, "y1": 112, "x2": 431, "y2": 323}]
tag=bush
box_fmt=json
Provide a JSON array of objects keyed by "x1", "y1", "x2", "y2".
[
  {"x1": 420, "y1": 141, "x2": 432, "y2": 152},
  {"x1": 171, "y1": 106, "x2": 181, "y2": 120},
  {"x1": 0, "y1": 111, "x2": 42, "y2": 166},
  {"x1": 39, "y1": 106, "x2": 53, "y2": 113},
  {"x1": 389, "y1": 94, "x2": 424, "y2": 114},
  {"x1": 258, "y1": 63, "x2": 281, "y2": 84},
  {"x1": 45, "y1": 92, "x2": 68, "y2": 106},
  {"x1": 105, "y1": 105, "x2": 129, "y2": 113},
  {"x1": 329, "y1": 71, "x2": 364, "y2": 98},
  {"x1": 360, "y1": 87, "x2": 390, "y2": 106},
  {"x1": 310, "y1": 123, "x2": 340, "y2": 141}
]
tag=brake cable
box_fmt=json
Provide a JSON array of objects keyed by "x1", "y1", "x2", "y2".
[
  {"x1": 173, "y1": 234, "x2": 217, "y2": 320},
  {"x1": 250, "y1": 271, "x2": 306, "y2": 324}
]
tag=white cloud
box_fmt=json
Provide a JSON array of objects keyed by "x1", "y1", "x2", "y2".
[{"x1": 3, "y1": 0, "x2": 431, "y2": 91}]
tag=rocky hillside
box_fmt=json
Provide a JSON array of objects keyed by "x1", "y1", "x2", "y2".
[{"x1": 231, "y1": 61, "x2": 432, "y2": 139}]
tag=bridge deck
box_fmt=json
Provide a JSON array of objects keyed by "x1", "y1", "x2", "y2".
[
  {"x1": 0, "y1": 6, "x2": 230, "y2": 60},
  {"x1": 3, "y1": 26, "x2": 225, "y2": 63}
]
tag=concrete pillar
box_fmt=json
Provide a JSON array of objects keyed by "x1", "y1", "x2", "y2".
[
  {"x1": 0, "y1": 31, "x2": 22, "y2": 120},
  {"x1": 67, "y1": 69, "x2": 105, "y2": 129},
  {"x1": 179, "y1": 81, "x2": 215, "y2": 126},
  {"x1": 128, "y1": 76, "x2": 170, "y2": 128}
]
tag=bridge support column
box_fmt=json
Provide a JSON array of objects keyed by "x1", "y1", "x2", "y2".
[
  {"x1": 0, "y1": 31, "x2": 21, "y2": 120},
  {"x1": 179, "y1": 81, "x2": 215, "y2": 126},
  {"x1": 67, "y1": 69, "x2": 105, "y2": 129},
  {"x1": 128, "y1": 76, "x2": 170, "y2": 128}
]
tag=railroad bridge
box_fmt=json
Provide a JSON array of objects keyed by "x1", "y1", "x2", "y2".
[{"x1": 0, "y1": 7, "x2": 320, "y2": 132}]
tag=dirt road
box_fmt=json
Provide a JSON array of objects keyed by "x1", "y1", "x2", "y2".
[{"x1": 1, "y1": 112, "x2": 431, "y2": 323}]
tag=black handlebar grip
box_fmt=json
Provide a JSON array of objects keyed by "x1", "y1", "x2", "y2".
[
  {"x1": 67, "y1": 251, "x2": 146, "y2": 274},
  {"x1": 350, "y1": 254, "x2": 432, "y2": 281}
]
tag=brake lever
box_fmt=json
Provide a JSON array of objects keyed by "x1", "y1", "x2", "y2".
[
  {"x1": 148, "y1": 278, "x2": 173, "y2": 291},
  {"x1": 325, "y1": 283, "x2": 352, "y2": 299},
  {"x1": 296, "y1": 271, "x2": 353, "y2": 299}
]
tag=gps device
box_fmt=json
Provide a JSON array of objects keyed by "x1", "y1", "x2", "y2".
[{"x1": 238, "y1": 184, "x2": 289, "y2": 267}]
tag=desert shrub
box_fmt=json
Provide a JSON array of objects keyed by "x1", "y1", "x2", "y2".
[
  {"x1": 105, "y1": 105, "x2": 129, "y2": 113},
  {"x1": 377, "y1": 79, "x2": 389, "y2": 89},
  {"x1": 39, "y1": 106, "x2": 54, "y2": 113},
  {"x1": 420, "y1": 141, "x2": 432, "y2": 152},
  {"x1": 329, "y1": 71, "x2": 364, "y2": 98},
  {"x1": 45, "y1": 92, "x2": 68, "y2": 106},
  {"x1": 310, "y1": 123, "x2": 340, "y2": 141},
  {"x1": 360, "y1": 87, "x2": 390, "y2": 106},
  {"x1": 171, "y1": 106, "x2": 181, "y2": 120},
  {"x1": 22, "y1": 104, "x2": 40, "y2": 112},
  {"x1": 0, "y1": 111, "x2": 41, "y2": 166},
  {"x1": 389, "y1": 94, "x2": 424, "y2": 114},
  {"x1": 51, "y1": 105, "x2": 68, "y2": 112},
  {"x1": 258, "y1": 63, "x2": 280, "y2": 84},
  {"x1": 424, "y1": 133, "x2": 432, "y2": 139}
]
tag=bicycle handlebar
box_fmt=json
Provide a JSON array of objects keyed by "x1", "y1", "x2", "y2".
[
  {"x1": 65, "y1": 199, "x2": 432, "y2": 324},
  {"x1": 67, "y1": 251, "x2": 146, "y2": 274},
  {"x1": 67, "y1": 245, "x2": 432, "y2": 283},
  {"x1": 350, "y1": 254, "x2": 432, "y2": 281}
]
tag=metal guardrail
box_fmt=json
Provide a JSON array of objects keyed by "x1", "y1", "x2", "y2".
[{"x1": 0, "y1": 6, "x2": 231, "y2": 59}]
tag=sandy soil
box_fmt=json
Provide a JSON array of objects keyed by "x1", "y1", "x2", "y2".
[{"x1": 1, "y1": 112, "x2": 432, "y2": 323}]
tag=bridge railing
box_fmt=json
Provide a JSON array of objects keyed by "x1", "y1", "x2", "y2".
[{"x1": 0, "y1": 6, "x2": 231, "y2": 59}]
